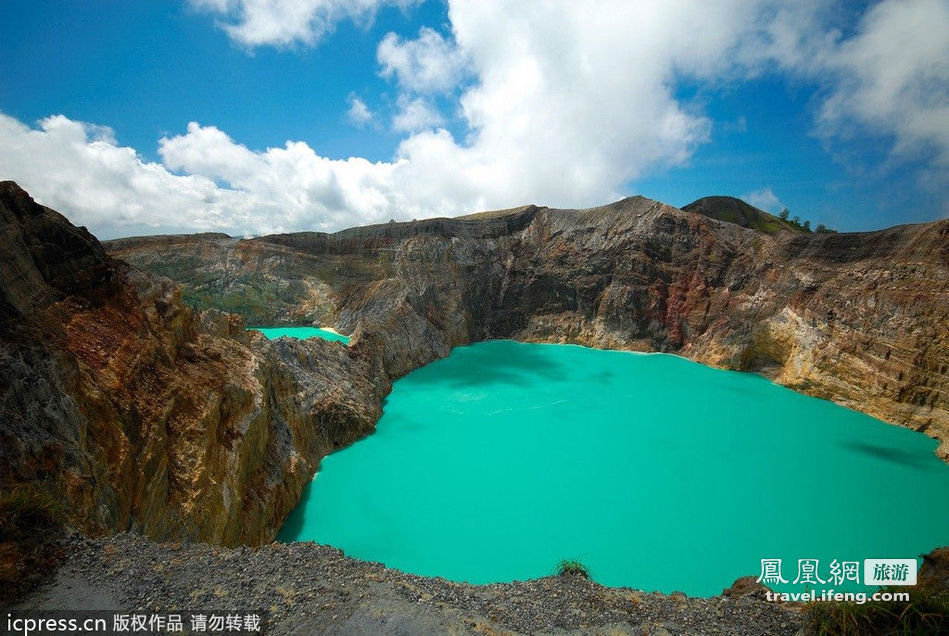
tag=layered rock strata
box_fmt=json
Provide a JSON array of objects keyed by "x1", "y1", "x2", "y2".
[{"x1": 0, "y1": 182, "x2": 382, "y2": 545}]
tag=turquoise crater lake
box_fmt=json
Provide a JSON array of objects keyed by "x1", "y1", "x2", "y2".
[
  {"x1": 251, "y1": 326, "x2": 350, "y2": 345},
  {"x1": 279, "y1": 339, "x2": 949, "y2": 596}
]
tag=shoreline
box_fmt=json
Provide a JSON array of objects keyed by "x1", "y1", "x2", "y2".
[{"x1": 11, "y1": 532, "x2": 803, "y2": 634}]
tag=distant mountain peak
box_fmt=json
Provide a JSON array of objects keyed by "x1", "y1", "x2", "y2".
[{"x1": 681, "y1": 196, "x2": 803, "y2": 234}]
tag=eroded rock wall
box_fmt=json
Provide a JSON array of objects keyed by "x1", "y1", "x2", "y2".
[{"x1": 0, "y1": 182, "x2": 383, "y2": 545}]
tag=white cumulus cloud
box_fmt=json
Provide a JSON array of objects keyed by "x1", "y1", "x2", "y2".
[
  {"x1": 346, "y1": 94, "x2": 374, "y2": 127},
  {"x1": 391, "y1": 95, "x2": 444, "y2": 132},
  {"x1": 377, "y1": 26, "x2": 470, "y2": 93},
  {"x1": 190, "y1": 0, "x2": 420, "y2": 48},
  {"x1": 0, "y1": 114, "x2": 405, "y2": 237},
  {"x1": 742, "y1": 187, "x2": 784, "y2": 213},
  {"x1": 0, "y1": 114, "x2": 242, "y2": 236},
  {"x1": 2, "y1": 0, "x2": 947, "y2": 238},
  {"x1": 815, "y1": 0, "x2": 949, "y2": 172}
]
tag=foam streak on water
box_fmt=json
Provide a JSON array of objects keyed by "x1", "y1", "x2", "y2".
[{"x1": 279, "y1": 340, "x2": 949, "y2": 596}]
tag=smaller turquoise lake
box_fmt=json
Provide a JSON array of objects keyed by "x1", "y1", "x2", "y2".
[
  {"x1": 251, "y1": 326, "x2": 350, "y2": 345},
  {"x1": 278, "y1": 339, "x2": 949, "y2": 596}
]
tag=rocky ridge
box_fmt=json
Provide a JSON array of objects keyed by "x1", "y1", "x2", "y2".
[{"x1": 109, "y1": 196, "x2": 949, "y2": 459}]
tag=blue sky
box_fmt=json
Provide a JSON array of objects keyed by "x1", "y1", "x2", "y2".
[
  {"x1": 0, "y1": 1, "x2": 445, "y2": 160},
  {"x1": 0, "y1": 0, "x2": 946, "y2": 238}
]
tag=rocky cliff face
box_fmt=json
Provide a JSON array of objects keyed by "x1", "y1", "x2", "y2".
[
  {"x1": 110, "y1": 197, "x2": 949, "y2": 459},
  {"x1": 104, "y1": 233, "x2": 364, "y2": 327},
  {"x1": 0, "y1": 182, "x2": 383, "y2": 546}
]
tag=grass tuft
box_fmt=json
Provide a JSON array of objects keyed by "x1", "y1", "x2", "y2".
[
  {"x1": 804, "y1": 586, "x2": 949, "y2": 635},
  {"x1": 0, "y1": 484, "x2": 66, "y2": 600},
  {"x1": 556, "y1": 559, "x2": 590, "y2": 579}
]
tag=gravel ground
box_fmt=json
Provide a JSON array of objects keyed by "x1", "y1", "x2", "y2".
[{"x1": 9, "y1": 532, "x2": 804, "y2": 635}]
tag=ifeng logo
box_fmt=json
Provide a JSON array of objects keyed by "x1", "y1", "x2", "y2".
[{"x1": 757, "y1": 558, "x2": 917, "y2": 587}]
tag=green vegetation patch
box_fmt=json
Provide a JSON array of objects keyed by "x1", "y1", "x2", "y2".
[
  {"x1": 0, "y1": 484, "x2": 66, "y2": 600},
  {"x1": 556, "y1": 559, "x2": 591, "y2": 579},
  {"x1": 805, "y1": 587, "x2": 949, "y2": 635}
]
